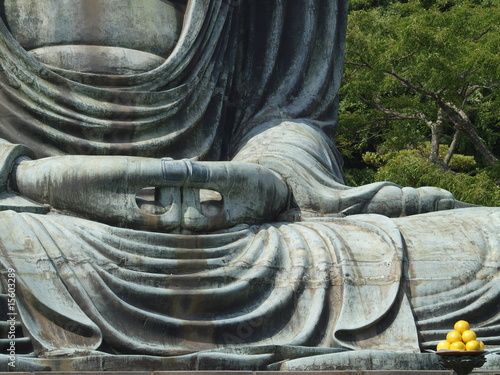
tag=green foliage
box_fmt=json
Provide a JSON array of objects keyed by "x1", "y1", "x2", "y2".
[
  {"x1": 362, "y1": 151, "x2": 384, "y2": 167},
  {"x1": 339, "y1": 0, "x2": 499, "y2": 164},
  {"x1": 374, "y1": 149, "x2": 500, "y2": 206},
  {"x1": 375, "y1": 149, "x2": 443, "y2": 186},
  {"x1": 362, "y1": 142, "x2": 478, "y2": 171},
  {"x1": 344, "y1": 167, "x2": 377, "y2": 187},
  {"x1": 447, "y1": 153, "x2": 476, "y2": 172},
  {"x1": 338, "y1": 0, "x2": 499, "y2": 205}
]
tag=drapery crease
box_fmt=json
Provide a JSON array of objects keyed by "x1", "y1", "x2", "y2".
[
  {"x1": 0, "y1": 211, "x2": 413, "y2": 355},
  {"x1": 0, "y1": 0, "x2": 497, "y2": 368}
]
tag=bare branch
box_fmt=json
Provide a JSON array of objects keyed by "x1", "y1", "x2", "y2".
[
  {"x1": 384, "y1": 71, "x2": 435, "y2": 99},
  {"x1": 444, "y1": 129, "x2": 462, "y2": 167},
  {"x1": 437, "y1": 100, "x2": 498, "y2": 166},
  {"x1": 474, "y1": 26, "x2": 493, "y2": 41},
  {"x1": 437, "y1": 87, "x2": 447, "y2": 97},
  {"x1": 461, "y1": 82, "x2": 500, "y2": 106},
  {"x1": 394, "y1": 51, "x2": 416, "y2": 64},
  {"x1": 459, "y1": 81, "x2": 471, "y2": 103},
  {"x1": 347, "y1": 52, "x2": 375, "y2": 70},
  {"x1": 362, "y1": 97, "x2": 426, "y2": 121},
  {"x1": 362, "y1": 117, "x2": 412, "y2": 125},
  {"x1": 345, "y1": 61, "x2": 372, "y2": 69},
  {"x1": 429, "y1": 109, "x2": 445, "y2": 167},
  {"x1": 342, "y1": 66, "x2": 360, "y2": 81}
]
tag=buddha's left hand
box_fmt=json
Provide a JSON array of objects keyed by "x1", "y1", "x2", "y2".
[{"x1": 12, "y1": 156, "x2": 290, "y2": 232}]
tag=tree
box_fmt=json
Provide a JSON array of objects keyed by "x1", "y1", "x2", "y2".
[{"x1": 338, "y1": 0, "x2": 499, "y2": 172}]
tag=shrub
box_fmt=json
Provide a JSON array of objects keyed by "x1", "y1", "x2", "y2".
[{"x1": 374, "y1": 149, "x2": 500, "y2": 206}]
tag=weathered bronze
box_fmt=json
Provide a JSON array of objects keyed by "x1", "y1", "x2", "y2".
[{"x1": 0, "y1": 0, "x2": 498, "y2": 372}]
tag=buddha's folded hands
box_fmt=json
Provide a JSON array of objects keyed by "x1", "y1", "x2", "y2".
[{"x1": 11, "y1": 155, "x2": 290, "y2": 232}]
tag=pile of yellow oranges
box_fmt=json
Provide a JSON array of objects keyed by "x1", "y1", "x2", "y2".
[{"x1": 436, "y1": 320, "x2": 485, "y2": 351}]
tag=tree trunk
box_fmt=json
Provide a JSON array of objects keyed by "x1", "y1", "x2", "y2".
[
  {"x1": 443, "y1": 129, "x2": 461, "y2": 167},
  {"x1": 428, "y1": 109, "x2": 444, "y2": 166},
  {"x1": 385, "y1": 72, "x2": 498, "y2": 166},
  {"x1": 438, "y1": 100, "x2": 498, "y2": 166}
]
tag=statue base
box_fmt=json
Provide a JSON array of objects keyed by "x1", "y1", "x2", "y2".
[{"x1": 2, "y1": 349, "x2": 499, "y2": 373}]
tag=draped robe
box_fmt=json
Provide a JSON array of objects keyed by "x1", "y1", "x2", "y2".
[{"x1": 0, "y1": 0, "x2": 498, "y2": 370}]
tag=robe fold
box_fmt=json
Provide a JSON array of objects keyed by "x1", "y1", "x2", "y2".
[
  {"x1": 0, "y1": 210, "x2": 421, "y2": 355},
  {"x1": 0, "y1": 0, "x2": 498, "y2": 370}
]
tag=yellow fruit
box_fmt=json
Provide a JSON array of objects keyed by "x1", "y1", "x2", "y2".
[
  {"x1": 446, "y1": 330, "x2": 462, "y2": 343},
  {"x1": 462, "y1": 330, "x2": 477, "y2": 343},
  {"x1": 436, "y1": 340, "x2": 451, "y2": 350},
  {"x1": 479, "y1": 340, "x2": 485, "y2": 350},
  {"x1": 450, "y1": 341, "x2": 466, "y2": 351},
  {"x1": 465, "y1": 340, "x2": 481, "y2": 351},
  {"x1": 454, "y1": 320, "x2": 470, "y2": 334}
]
